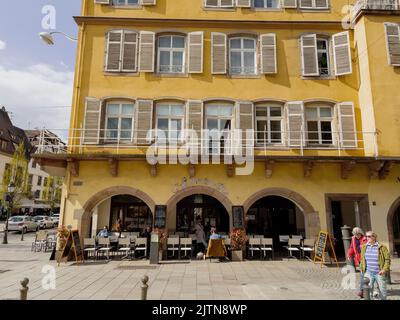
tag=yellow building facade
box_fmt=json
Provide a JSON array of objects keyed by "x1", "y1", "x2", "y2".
[{"x1": 37, "y1": 0, "x2": 400, "y2": 257}]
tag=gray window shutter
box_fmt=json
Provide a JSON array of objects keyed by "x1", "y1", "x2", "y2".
[
  {"x1": 299, "y1": 0, "x2": 312, "y2": 8},
  {"x1": 138, "y1": 31, "x2": 155, "y2": 72},
  {"x1": 300, "y1": 34, "x2": 319, "y2": 76},
  {"x1": 384, "y1": 23, "x2": 400, "y2": 66},
  {"x1": 83, "y1": 98, "x2": 102, "y2": 145},
  {"x1": 141, "y1": 0, "x2": 156, "y2": 5},
  {"x1": 281, "y1": 0, "x2": 297, "y2": 8},
  {"x1": 135, "y1": 100, "x2": 153, "y2": 144},
  {"x1": 315, "y1": 0, "x2": 329, "y2": 9},
  {"x1": 236, "y1": 0, "x2": 251, "y2": 7},
  {"x1": 186, "y1": 100, "x2": 203, "y2": 148},
  {"x1": 260, "y1": 34, "x2": 277, "y2": 74},
  {"x1": 236, "y1": 102, "x2": 254, "y2": 152},
  {"x1": 205, "y1": 0, "x2": 219, "y2": 6},
  {"x1": 286, "y1": 101, "x2": 304, "y2": 147},
  {"x1": 95, "y1": 0, "x2": 110, "y2": 4},
  {"x1": 122, "y1": 32, "x2": 138, "y2": 72},
  {"x1": 211, "y1": 33, "x2": 227, "y2": 74},
  {"x1": 337, "y1": 102, "x2": 357, "y2": 148},
  {"x1": 188, "y1": 32, "x2": 204, "y2": 73},
  {"x1": 105, "y1": 31, "x2": 122, "y2": 72},
  {"x1": 333, "y1": 31, "x2": 352, "y2": 76}
]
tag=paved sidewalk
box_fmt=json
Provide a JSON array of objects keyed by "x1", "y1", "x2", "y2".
[{"x1": 0, "y1": 232, "x2": 399, "y2": 300}]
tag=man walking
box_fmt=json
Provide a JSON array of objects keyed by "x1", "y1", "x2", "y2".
[{"x1": 360, "y1": 231, "x2": 391, "y2": 300}]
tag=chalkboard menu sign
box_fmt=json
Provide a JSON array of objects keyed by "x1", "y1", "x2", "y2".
[
  {"x1": 232, "y1": 206, "x2": 244, "y2": 229},
  {"x1": 313, "y1": 231, "x2": 339, "y2": 268},
  {"x1": 154, "y1": 205, "x2": 166, "y2": 229},
  {"x1": 57, "y1": 230, "x2": 84, "y2": 265}
]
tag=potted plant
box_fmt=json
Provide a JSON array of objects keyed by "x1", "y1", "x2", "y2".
[
  {"x1": 230, "y1": 228, "x2": 248, "y2": 261},
  {"x1": 55, "y1": 225, "x2": 69, "y2": 260}
]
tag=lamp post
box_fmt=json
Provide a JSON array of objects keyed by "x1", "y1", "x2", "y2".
[
  {"x1": 38, "y1": 31, "x2": 77, "y2": 45},
  {"x1": 2, "y1": 182, "x2": 16, "y2": 245}
]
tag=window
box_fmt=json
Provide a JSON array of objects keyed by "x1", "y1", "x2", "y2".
[
  {"x1": 205, "y1": 104, "x2": 234, "y2": 154},
  {"x1": 34, "y1": 190, "x2": 40, "y2": 199},
  {"x1": 28, "y1": 175, "x2": 33, "y2": 185},
  {"x1": 44, "y1": 177, "x2": 48, "y2": 187},
  {"x1": 113, "y1": 0, "x2": 139, "y2": 5},
  {"x1": 156, "y1": 104, "x2": 185, "y2": 143},
  {"x1": 31, "y1": 161, "x2": 37, "y2": 169},
  {"x1": 0, "y1": 139, "x2": 7, "y2": 150},
  {"x1": 306, "y1": 106, "x2": 334, "y2": 145},
  {"x1": 205, "y1": 0, "x2": 234, "y2": 7},
  {"x1": 157, "y1": 35, "x2": 185, "y2": 73},
  {"x1": 37, "y1": 176, "x2": 42, "y2": 186},
  {"x1": 317, "y1": 38, "x2": 330, "y2": 76},
  {"x1": 254, "y1": 0, "x2": 279, "y2": 9},
  {"x1": 255, "y1": 105, "x2": 283, "y2": 144},
  {"x1": 105, "y1": 102, "x2": 135, "y2": 142},
  {"x1": 229, "y1": 38, "x2": 257, "y2": 75},
  {"x1": 299, "y1": 0, "x2": 329, "y2": 9}
]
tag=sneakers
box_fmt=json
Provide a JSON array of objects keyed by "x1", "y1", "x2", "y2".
[{"x1": 357, "y1": 291, "x2": 364, "y2": 299}]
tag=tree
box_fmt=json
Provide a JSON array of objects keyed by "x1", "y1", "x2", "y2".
[
  {"x1": 42, "y1": 176, "x2": 63, "y2": 213},
  {"x1": 0, "y1": 142, "x2": 30, "y2": 213}
]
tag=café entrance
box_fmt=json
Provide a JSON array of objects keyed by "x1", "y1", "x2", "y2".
[{"x1": 176, "y1": 194, "x2": 230, "y2": 235}]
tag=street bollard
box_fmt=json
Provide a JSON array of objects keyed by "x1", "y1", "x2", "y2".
[
  {"x1": 387, "y1": 270, "x2": 392, "y2": 285},
  {"x1": 21, "y1": 227, "x2": 24, "y2": 241},
  {"x1": 141, "y1": 275, "x2": 149, "y2": 300},
  {"x1": 20, "y1": 278, "x2": 29, "y2": 300},
  {"x1": 363, "y1": 277, "x2": 370, "y2": 300},
  {"x1": 341, "y1": 225, "x2": 352, "y2": 263}
]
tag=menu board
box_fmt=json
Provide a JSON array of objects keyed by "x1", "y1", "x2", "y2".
[
  {"x1": 71, "y1": 230, "x2": 82, "y2": 258},
  {"x1": 232, "y1": 206, "x2": 244, "y2": 229},
  {"x1": 313, "y1": 231, "x2": 339, "y2": 268},
  {"x1": 57, "y1": 230, "x2": 84, "y2": 265},
  {"x1": 154, "y1": 205, "x2": 166, "y2": 229}
]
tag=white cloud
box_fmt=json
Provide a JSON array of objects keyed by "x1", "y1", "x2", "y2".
[
  {"x1": 0, "y1": 63, "x2": 73, "y2": 135},
  {"x1": 0, "y1": 40, "x2": 6, "y2": 50}
]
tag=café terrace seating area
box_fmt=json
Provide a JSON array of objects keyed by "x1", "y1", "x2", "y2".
[{"x1": 80, "y1": 231, "x2": 317, "y2": 262}]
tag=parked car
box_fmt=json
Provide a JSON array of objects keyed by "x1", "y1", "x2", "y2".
[
  {"x1": 7, "y1": 216, "x2": 39, "y2": 233},
  {"x1": 51, "y1": 214, "x2": 60, "y2": 226},
  {"x1": 33, "y1": 216, "x2": 54, "y2": 229}
]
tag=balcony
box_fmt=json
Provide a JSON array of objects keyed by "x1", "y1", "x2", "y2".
[{"x1": 352, "y1": 0, "x2": 400, "y2": 21}]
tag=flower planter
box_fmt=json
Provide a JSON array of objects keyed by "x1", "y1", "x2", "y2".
[{"x1": 231, "y1": 249, "x2": 244, "y2": 261}]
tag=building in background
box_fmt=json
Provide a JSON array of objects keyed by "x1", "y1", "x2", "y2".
[{"x1": 36, "y1": 0, "x2": 400, "y2": 257}]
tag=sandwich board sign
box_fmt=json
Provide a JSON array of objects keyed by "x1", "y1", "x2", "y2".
[
  {"x1": 57, "y1": 230, "x2": 84, "y2": 265},
  {"x1": 313, "y1": 231, "x2": 339, "y2": 268}
]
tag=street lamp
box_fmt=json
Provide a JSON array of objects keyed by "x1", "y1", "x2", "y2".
[
  {"x1": 2, "y1": 182, "x2": 16, "y2": 245},
  {"x1": 39, "y1": 31, "x2": 77, "y2": 45}
]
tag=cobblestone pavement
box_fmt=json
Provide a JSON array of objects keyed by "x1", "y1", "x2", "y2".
[{"x1": 0, "y1": 231, "x2": 399, "y2": 300}]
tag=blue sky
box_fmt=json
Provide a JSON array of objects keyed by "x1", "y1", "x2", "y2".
[{"x1": 0, "y1": 0, "x2": 81, "y2": 133}]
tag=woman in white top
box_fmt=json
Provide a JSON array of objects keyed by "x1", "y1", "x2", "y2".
[{"x1": 194, "y1": 218, "x2": 207, "y2": 253}]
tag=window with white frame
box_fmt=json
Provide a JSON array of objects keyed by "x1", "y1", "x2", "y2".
[
  {"x1": 253, "y1": 0, "x2": 279, "y2": 9},
  {"x1": 157, "y1": 35, "x2": 186, "y2": 74},
  {"x1": 105, "y1": 102, "x2": 135, "y2": 142},
  {"x1": 306, "y1": 106, "x2": 334, "y2": 145},
  {"x1": 255, "y1": 105, "x2": 283, "y2": 144},
  {"x1": 156, "y1": 104, "x2": 185, "y2": 143},
  {"x1": 300, "y1": 0, "x2": 329, "y2": 9},
  {"x1": 317, "y1": 38, "x2": 330, "y2": 76},
  {"x1": 205, "y1": 104, "x2": 234, "y2": 154},
  {"x1": 113, "y1": 0, "x2": 139, "y2": 5},
  {"x1": 229, "y1": 37, "x2": 257, "y2": 75}
]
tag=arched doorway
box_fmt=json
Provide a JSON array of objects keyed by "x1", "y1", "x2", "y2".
[
  {"x1": 388, "y1": 197, "x2": 400, "y2": 255},
  {"x1": 176, "y1": 194, "x2": 230, "y2": 235},
  {"x1": 246, "y1": 196, "x2": 305, "y2": 243}
]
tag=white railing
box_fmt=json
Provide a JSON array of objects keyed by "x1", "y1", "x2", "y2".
[
  {"x1": 352, "y1": 0, "x2": 400, "y2": 19},
  {"x1": 35, "y1": 128, "x2": 378, "y2": 157}
]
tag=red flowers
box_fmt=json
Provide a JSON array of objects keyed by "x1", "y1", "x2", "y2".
[{"x1": 230, "y1": 228, "x2": 248, "y2": 250}]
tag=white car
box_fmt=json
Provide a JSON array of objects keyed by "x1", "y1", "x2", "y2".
[
  {"x1": 7, "y1": 216, "x2": 39, "y2": 233},
  {"x1": 51, "y1": 214, "x2": 60, "y2": 227},
  {"x1": 33, "y1": 216, "x2": 54, "y2": 229}
]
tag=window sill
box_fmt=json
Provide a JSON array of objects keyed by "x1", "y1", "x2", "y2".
[
  {"x1": 104, "y1": 71, "x2": 139, "y2": 77},
  {"x1": 298, "y1": 8, "x2": 331, "y2": 12},
  {"x1": 203, "y1": 7, "x2": 236, "y2": 11},
  {"x1": 154, "y1": 73, "x2": 189, "y2": 78},
  {"x1": 110, "y1": 5, "x2": 142, "y2": 10},
  {"x1": 228, "y1": 74, "x2": 261, "y2": 79},
  {"x1": 250, "y1": 8, "x2": 283, "y2": 12},
  {"x1": 301, "y1": 75, "x2": 337, "y2": 80}
]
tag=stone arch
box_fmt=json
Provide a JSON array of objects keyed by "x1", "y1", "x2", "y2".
[
  {"x1": 242, "y1": 187, "x2": 320, "y2": 238},
  {"x1": 387, "y1": 196, "x2": 400, "y2": 255},
  {"x1": 79, "y1": 186, "x2": 156, "y2": 238},
  {"x1": 165, "y1": 185, "x2": 234, "y2": 231}
]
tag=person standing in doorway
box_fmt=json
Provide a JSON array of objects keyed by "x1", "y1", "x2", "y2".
[
  {"x1": 347, "y1": 227, "x2": 367, "y2": 298},
  {"x1": 194, "y1": 216, "x2": 207, "y2": 254},
  {"x1": 360, "y1": 231, "x2": 391, "y2": 300}
]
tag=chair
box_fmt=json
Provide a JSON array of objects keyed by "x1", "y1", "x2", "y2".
[
  {"x1": 248, "y1": 238, "x2": 262, "y2": 259},
  {"x1": 206, "y1": 239, "x2": 227, "y2": 260},
  {"x1": 291, "y1": 235, "x2": 303, "y2": 240},
  {"x1": 45, "y1": 234, "x2": 57, "y2": 252},
  {"x1": 118, "y1": 237, "x2": 134, "y2": 260},
  {"x1": 279, "y1": 235, "x2": 290, "y2": 243},
  {"x1": 121, "y1": 232, "x2": 131, "y2": 238},
  {"x1": 180, "y1": 238, "x2": 192, "y2": 259},
  {"x1": 135, "y1": 237, "x2": 147, "y2": 258},
  {"x1": 131, "y1": 232, "x2": 140, "y2": 237},
  {"x1": 169, "y1": 234, "x2": 180, "y2": 238},
  {"x1": 261, "y1": 238, "x2": 274, "y2": 260},
  {"x1": 174, "y1": 231, "x2": 185, "y2": 237},
  {"x1": 300, "y1": 238, "x2": 315, "y2": 261},
  {"x1": 98, "y1": 237, "x2": 111, "y2": 260},
  {"x1": 284, "y1": 238, "x2": 301, "y2": 259},
  {"x1": 83, "y1": 238, "x2": 97, "y2": 260},
  {"x1": 167, "y1": 237, "x2": 180, "y2": 259},
  {"x1": 31, "y1": 230, "x2": 48, "y2": 252}
]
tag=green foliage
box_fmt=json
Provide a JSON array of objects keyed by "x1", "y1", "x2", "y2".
[{"x1": 42, "y1": 176, "x2": 63, "y2": 211}]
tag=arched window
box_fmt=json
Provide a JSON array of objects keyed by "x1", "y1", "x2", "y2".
[
  {"x1": 105, "y1": 101, "x2": 135, "y2": 142},
  {"x1": 229, "y1": 37, "x2": 257, "y2": 75},
  {"x1": 157, "y1": 35, "x2": 186, "y2": 73}
]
